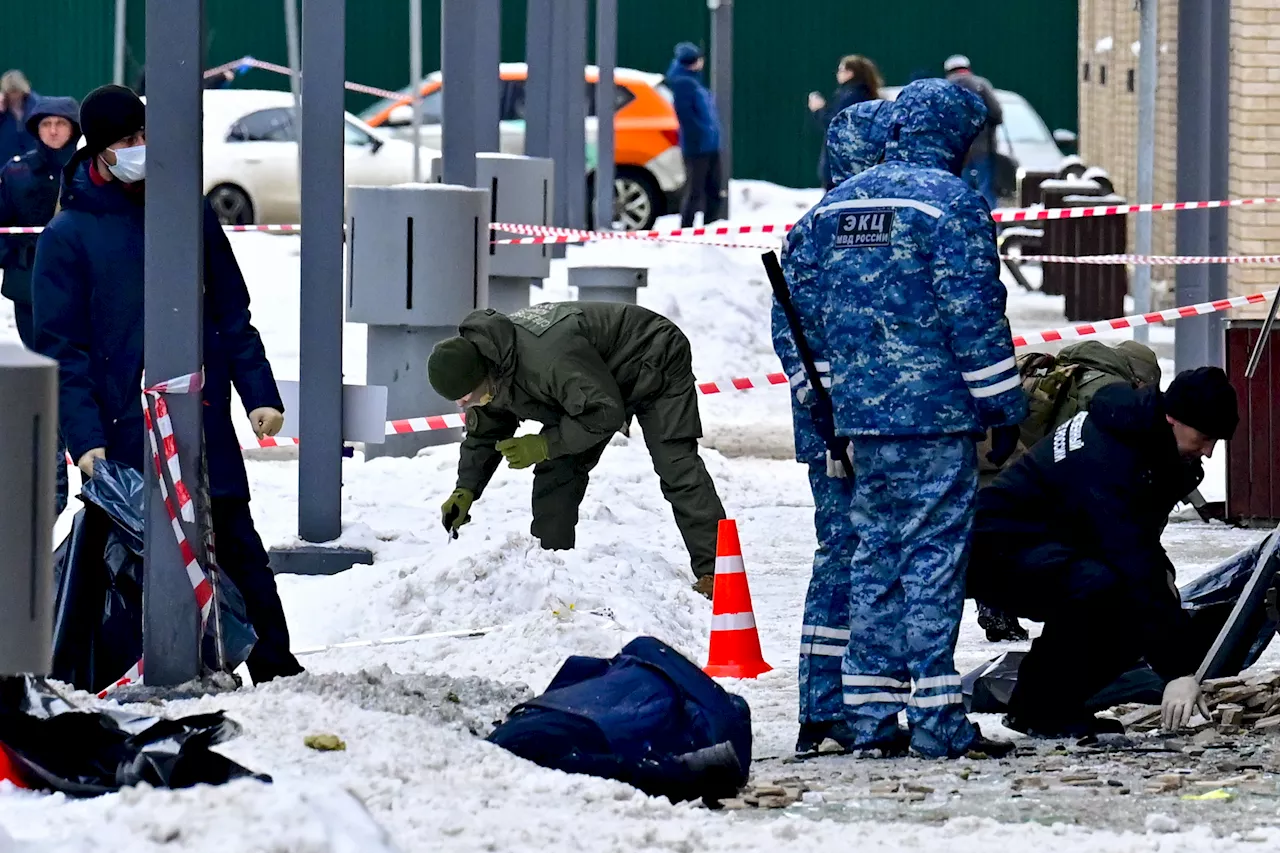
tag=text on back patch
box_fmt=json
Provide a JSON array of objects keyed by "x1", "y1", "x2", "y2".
[{"x1": 835, "y1": 209, "x2": 895, "y2": 248}]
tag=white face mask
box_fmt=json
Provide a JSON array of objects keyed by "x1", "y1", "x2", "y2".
[{"x1": 107, "y1": 144, "x2": 146, "y2": 183}]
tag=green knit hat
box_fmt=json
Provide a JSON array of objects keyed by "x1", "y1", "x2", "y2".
[{"x1": 428, "y1": 337, "x2": 488, "y2": 400}]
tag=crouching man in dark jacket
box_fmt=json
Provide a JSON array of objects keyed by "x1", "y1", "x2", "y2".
[
  {"x1": 969, "y1": 367, "x2": 1239, "y2": 737},
  {"x1": 32, "y1": 85, "x2": 303, "y2": 683},
  {"x1": 428, "y1": 302, "x2": 727, "y2": 597}
]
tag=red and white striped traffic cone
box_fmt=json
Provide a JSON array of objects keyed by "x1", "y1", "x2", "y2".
[{"x1": 703, "y1": 519, "x2": 773, "y2": 679}]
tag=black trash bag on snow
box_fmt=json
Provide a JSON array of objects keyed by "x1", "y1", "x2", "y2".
[
  {"x1": 488, "y1": 637, "x2": 751, "y2": 804},
  {"x1": 51, "y1": 459, "x2": 257, "y2": 694},
  {"x1": 0, "y1": 674, "x2": 267, "y2": 796},
  {"x1": 964, "y1": 531, "x2": 1280, "y2": 713}
]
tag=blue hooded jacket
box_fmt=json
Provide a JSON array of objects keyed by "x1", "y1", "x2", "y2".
[
  {"x1": 0, "y1": 89, "x2": 40, "y2": 166},
  {"x1": 31, "y1": 158, "x2": 283, "y2": 499},
  {"x1": 0, "y1": 96, "x2": 81, "y2": 305},
  {"x1": 813, "y1": 79, "x2": 1026, "y2": 437},
  {"x1": 774, "y1": 99, "x2": 895, "y2": 462},
  {"x1": 664, "y1": 54, "x2": 721, "y2": 157}
]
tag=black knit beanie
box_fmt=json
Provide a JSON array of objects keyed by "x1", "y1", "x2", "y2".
[
  {"x1": 78, "y1": 84, "x2": 145, "y2": 157},
  {"x1": 428, "y1": 337, "x2": 489, "y2": 401},
  {"x1": 1164, "y1": 366, "x2": 1240, "y2": 441}
]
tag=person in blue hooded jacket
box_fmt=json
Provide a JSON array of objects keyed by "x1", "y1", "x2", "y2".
[
  {"x1": 0, "y1": 94, "x2": 81, "y2": 515},
  {"x1": 774, "y1": 99, "x2": 895, "y2": 755},
  {"x1": 664, "y1": 42, "x2": 723, "y2": 228},
  {"x1": 32, "y1": 84, "x2": 303, "y2": 684},
  {"x1": 813, "y1": 79, "x2": 1027, "y2": 759}
]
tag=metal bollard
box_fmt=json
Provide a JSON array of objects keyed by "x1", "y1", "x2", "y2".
[
  {"x1": 0, "y1": 345, "x2": 57, "y2": 676},
  {"x1": 348, "y1": 184, "x2": 490, "y2": 458},
  {"x1": 569, "y1": 266, "x2": 648, "y2": 304}
]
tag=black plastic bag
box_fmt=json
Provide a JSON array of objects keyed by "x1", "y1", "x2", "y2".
[
  {"x1": 51, "y1": 460, "x2": 257, "y2": 693},
  {"x1": 0, "y1": 675, "x2": 267, "y2": 796},
  {"x1": 964, "y1": 531, "x2": 1280, "y2": 713},
  {"x1": 489, "y1": 637, "x2": 751, "y2": 803}
]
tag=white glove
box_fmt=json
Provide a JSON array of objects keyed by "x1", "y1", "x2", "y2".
[
  {"x1": 1161, "y1": 675, "x2": 1209, "y2": 731},
  {"x1": 249, "y1": 407, "x2": 285, "y2": 439},
  {"x1": 826, "y1": 451, "x2": 849, "y2": 479}
]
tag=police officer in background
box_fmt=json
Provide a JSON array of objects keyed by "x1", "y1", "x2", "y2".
[
  {"x1": 970, "y1": 368, "x2": 1239, "y2": 737},
  {"x1": 815, "y1": 78, "x2": 1026, "y2": 758},
  {"x1": 775, "y1": 99, "x2": 896, "y2": 755}
]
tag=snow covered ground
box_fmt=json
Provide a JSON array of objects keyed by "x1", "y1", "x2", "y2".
[{"x1": 0, "y1": 180, "x2": 1274, "y2": 852}]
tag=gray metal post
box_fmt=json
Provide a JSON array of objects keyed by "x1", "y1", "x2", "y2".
[
  {"x1": 709, "y1": 0, "x2": 733, "y2": 219},
  {"x1": 554, "y1": 0, "x2": 588, "y2": 229},
  {"x1": 0, "y1": 346, "x2": 57, "y2": 676},
  {"x1": 298, "y1": 0, "x2": 346, "y2": 540},
  {"x1": 143, "y1": 0, "x2": 205, "y2": 686},
  {"x1": 473, "y1": 0, "x2": 502, "y2": 154},
  {"x1": 441, "y1": 0, "x2": 478, "y2": 187},
  {"x1": 410, "y1": 0, "x2": 423, "y2": 181},
  {"x1": 524, "y1": 0, "x2": 553, "y2": 161},
  {"x1": 594, "y1": 0, "x2": 617, "y2": 229},
  {"x1": 1175, "y1": 0, "x2": 1211, "y2": 372},
  {"x1": 1132, "y1": 0, "x2": 1157, "y2": 345},
  {"x1": 113, "y1": 0, "x2": 128, "y2": 85},
  {"x1": 285, "y1": 0, "x2": 303, "y2": 180},
  {"x1": 1207, "y1": 0, "x2": 1230, "y2": 368}
]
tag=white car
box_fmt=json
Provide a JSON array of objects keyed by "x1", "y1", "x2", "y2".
[{"x1": 199, "y1": 89, "x2": 439, "y2": 225}]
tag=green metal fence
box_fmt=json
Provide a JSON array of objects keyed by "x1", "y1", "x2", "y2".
[{"x1": 0, "y1": 1, "x2": 1076, "y2": 189}]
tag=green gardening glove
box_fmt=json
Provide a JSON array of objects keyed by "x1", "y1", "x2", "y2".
[
  {"x1": 495, "y1": 435, "x2": 550, "y2": 470},
  {"x1": 441, "y1": 488, "x2": 475, "y2": 536}
]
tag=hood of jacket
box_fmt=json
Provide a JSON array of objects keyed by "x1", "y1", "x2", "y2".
[
  {"x1": 58, "y1": 156, "x2": 143, "y2": 215},
  {"x1": 825, "y1": 98, "x2": 895, "y2": 185},
  {"x1": 884, "y1": 78, "x2": 986, "y2": 174},
  {"x1": 458, "y1": 309, "x2": 519, "y2": 401},
  {"x1": 665, "y1": 59, "x2": 704, "y2": 87},
  {"x1": 25, "y1": 96, "x2": 82, "y2": 171}
]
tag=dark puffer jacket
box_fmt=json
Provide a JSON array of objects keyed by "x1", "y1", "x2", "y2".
[{"x1": 975, "y1": 384, "x2": 1205, "y2": 680}]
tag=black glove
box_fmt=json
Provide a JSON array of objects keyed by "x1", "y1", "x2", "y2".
[{"x1": 986, "y1": 424, "x2": 1021, "y2": 468}]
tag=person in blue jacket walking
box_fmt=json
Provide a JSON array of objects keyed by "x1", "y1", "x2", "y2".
[
  {"x1": 32, "y1": 85, "x2": 303, "y2": 684},
  {"x1": 664, "y1": 42, "x2": 723, "y2": 228},
  {"x1": 775, "y1": 99, "x2": 895, "y2": 755},
  {"x1": 0, "y1": 70, "x2": 39, "y2": 166},
  {"x1": 814, "y1": 79, "x2": 1027, "y2": 758},
  {"x1": 0, "y1": 94, "x2": 81, "y2": 515}
]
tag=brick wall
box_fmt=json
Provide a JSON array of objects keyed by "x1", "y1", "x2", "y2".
[
  {"x1": 1228, "y1": 1, "x2": 1280, "y2": 318},
  {"x1": 1077, "y1": 0, "x2": 1179, "y2": 271}
]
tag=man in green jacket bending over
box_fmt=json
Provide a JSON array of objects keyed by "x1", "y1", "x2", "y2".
[{"x1": 428, "y1": 302, "x2": 727, "y2": 597}]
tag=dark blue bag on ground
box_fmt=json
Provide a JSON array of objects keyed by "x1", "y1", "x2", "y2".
[
  {"x1": 488, "y1": 637, "x2": 751, "y2": 803},
  {"x1": 51, "y1": 460, "x2": 257, "y2": 693}
]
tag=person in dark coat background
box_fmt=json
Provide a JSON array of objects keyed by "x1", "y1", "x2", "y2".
[
  {"x1": 664, "y1": 42, "x2": 723, "y2": 228},
  {"x1": 969, "y1": 368, "x2": 1239, "y2": 737},
  {"x1": 805, "y1": 55, "x2": 882, "y2": 189},
  {"x1": 0, "y1": 70, "x2": 39, "y2": 165},
  {"x1": 0, "y1": 94, "x2": 81, "y2": 516},
  {"x1": 32, "y1": 84, "x2": 303, "y2": 684},
  {"x1": 943, "y1": 55, "x2": 1003, "y2": 208}
]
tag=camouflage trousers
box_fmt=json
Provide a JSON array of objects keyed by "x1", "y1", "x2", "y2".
[
  {"x1": 841, "y1": 435, "x2": 977, "y2": 758},
  {"x1": 799, "y1": 460, "x2": 857, "y2": 723}
]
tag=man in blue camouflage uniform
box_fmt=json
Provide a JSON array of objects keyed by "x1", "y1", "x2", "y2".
[
  {"x1": 818, "y1": 79, "x2": 1027, "y2": 758},
  {"x1": 774, "y1": 99, "x2": 896, "y2": 755}
]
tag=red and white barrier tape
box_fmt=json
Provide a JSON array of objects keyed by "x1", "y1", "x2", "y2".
[
  {"x1": 1011, "y1": 290, "x2": 1275, "y2": 347},
  {"x1": 1012, "y1": 253, "x2": 1280, "y2": 266},
  {"x1": 99, "y1": 371, "x2": 213, "y2": 699},
  {"x1": 990, "y1": 196, "x2": 1280, "y2": 223},
  {"x1": 240, "y1": 290, "x2": 1276, "y2": 448}
]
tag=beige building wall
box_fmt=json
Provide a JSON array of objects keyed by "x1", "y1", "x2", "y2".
[
  {"x1": 1078, "y1": 0, "x2": 1276, "y2": 317},
  {"x1": 1077, "y1": 0, "x2": 1179, "y2": 267}
]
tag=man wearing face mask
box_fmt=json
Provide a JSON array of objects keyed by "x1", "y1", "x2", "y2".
[
  {"x1": 427, "y1": 301, "x2": 727, "y2": 598},
  {"x1": 31, "y1": 84, "x2": 303, "y2": 684}
]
